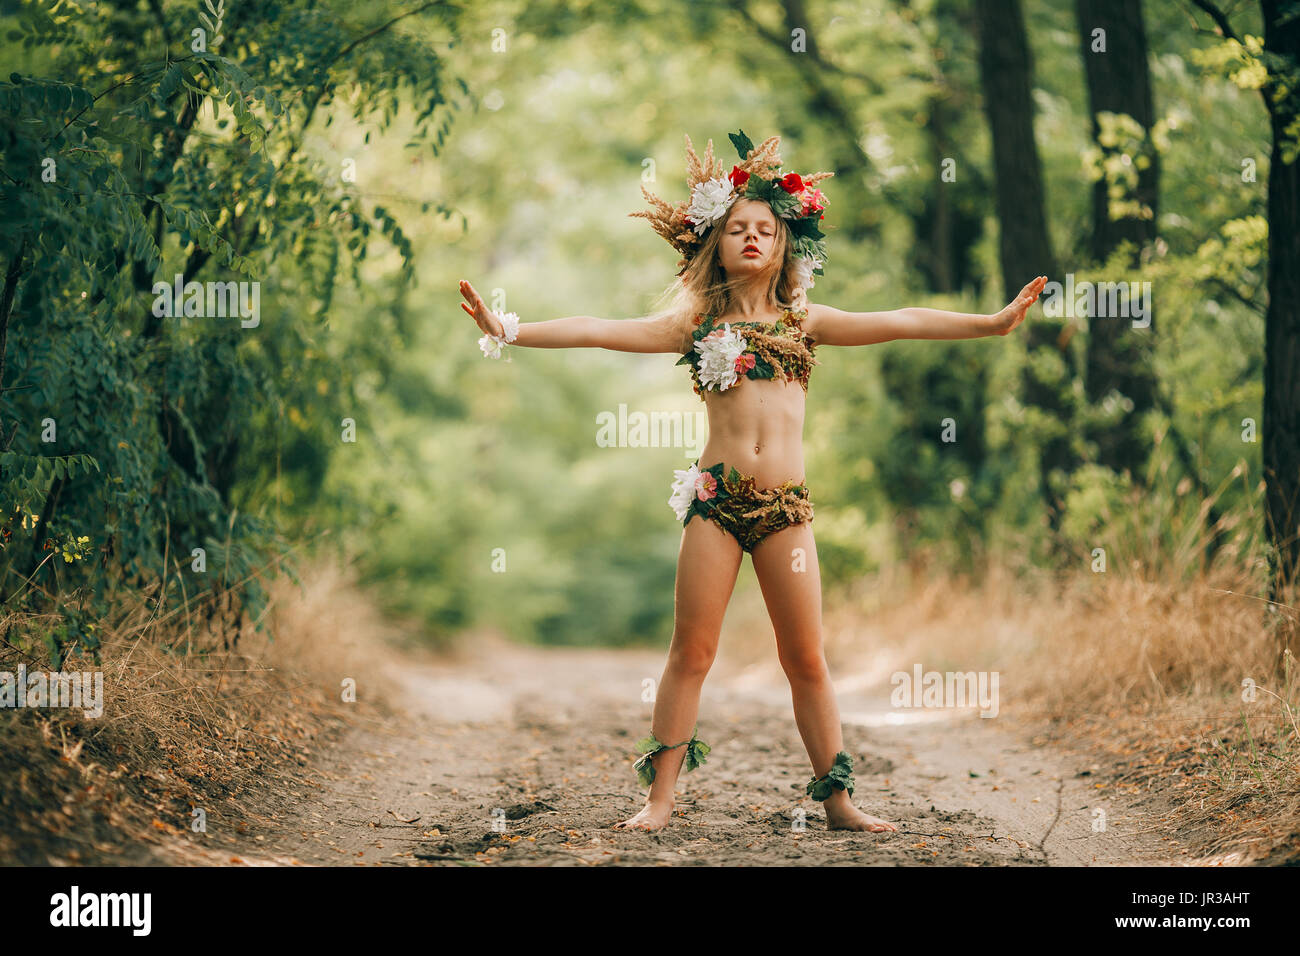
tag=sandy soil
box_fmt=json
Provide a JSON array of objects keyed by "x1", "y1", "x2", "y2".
[{"x1": 146, "y1": 632, "x2": 1200, "y2": 867}]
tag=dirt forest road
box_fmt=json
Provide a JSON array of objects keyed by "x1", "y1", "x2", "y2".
[{"x1": 157, "y1": 634, "x2": 1193, "y2": 867}]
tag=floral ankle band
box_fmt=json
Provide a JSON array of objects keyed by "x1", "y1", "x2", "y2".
[
  {"x1": 806, "y1": 750, "x2": 855, "y2": 800},
  {"x1": 632, "y1": 726, "x2": 711, "y2": 788}
]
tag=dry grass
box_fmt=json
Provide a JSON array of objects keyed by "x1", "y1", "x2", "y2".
[
  {"x1": 808, "y1": 548, "x2": 1300, "y2": 864},
  {"x1": 0, "y1": 551, "x2": 413, "y2": 865}
]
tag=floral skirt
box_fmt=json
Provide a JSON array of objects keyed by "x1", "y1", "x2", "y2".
[{"x1": 668, "y1": 459, "x2": 814, "y2": 554}]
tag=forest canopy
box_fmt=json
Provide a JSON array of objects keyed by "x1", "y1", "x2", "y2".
[{"x1": 0, "y1": 0, "x2": 1294, "y2": 658}]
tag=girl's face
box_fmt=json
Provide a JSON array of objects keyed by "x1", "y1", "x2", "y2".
[{"x1": 718, "y1": 199, "x2": 779, "y2": 277}]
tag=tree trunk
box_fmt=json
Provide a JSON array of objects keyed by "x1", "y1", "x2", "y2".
[
  {"x1": 928, "y1": 93, "x2": 955, "y2": 294},
  {"x1": 1262, "y1": 0, "x2": 1300, "y2": 623},
  {"x1": 0, "y1": 240, "x2": 28, "y2": 422},
  {"x1": 974, "y1": 0, "x2": 1073, "y2": 531},
  {"x1": 1075, "y1": 0, "x2": 1160, "y2": 480},
  {"x1": 912, "y1": 91, "x2": 986, "y2": 296}
]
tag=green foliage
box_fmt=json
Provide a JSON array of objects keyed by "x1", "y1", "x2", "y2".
[
  {"x1": 0, "y1": 0, "x2": 468, "y2": 659},
  {"x1": 356, "y1": 0, "x2": 1266, "y2": 644},
  {"x1": 44, "y1": 606, "x2": 100, "y2": 670},
  {"x1": 874, "y1": 337, "x2": 1000, "y2": 559},
  {"x1": 0, "y1": 0, "x2": 1277, "y2": 657}
]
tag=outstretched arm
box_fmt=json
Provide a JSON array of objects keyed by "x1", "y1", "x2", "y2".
[
  {"x1": 806, "y1": 275, "x2": 1047, "y2": 347},
  {"x1": 459, "y1": 279, "x2": 683, "y2": 354}
]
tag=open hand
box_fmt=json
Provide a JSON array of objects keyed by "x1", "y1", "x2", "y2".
[
  {"x1": 990, "y1": 275, "x2": 1047, "y2": 336},
  {"x1": 459, "y1": 279, "x2": 503, "y2": 338}
]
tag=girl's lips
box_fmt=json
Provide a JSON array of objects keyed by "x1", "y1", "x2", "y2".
[{"x1": 743, "y1": 250, "x2": 761, "y2": 257}]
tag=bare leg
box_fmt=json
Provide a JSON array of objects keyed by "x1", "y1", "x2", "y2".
[
  {"x1": 613, "y1": 514, "x2": 743, "y2": 831},
  {"x1": 750, "y1": 523, "x2": 898, "y2": 832}
]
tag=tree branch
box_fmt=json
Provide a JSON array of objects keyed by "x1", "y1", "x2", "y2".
[
  {"x1": 723, "y1": 0, "x2": 905, "y2": 211},
  {"x1": 1186, "y1": 0, "x2": 1240, "y2": 42},
  {"x1": 1184, "y1": 0, "x2": 1282, "y2": 119}
]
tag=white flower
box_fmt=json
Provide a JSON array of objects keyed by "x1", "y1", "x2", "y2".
[
  {"x1": 792, "y1": 255, "x2": 821, "y2": 290},
  {"x1": 478, "y1": 310, "x2": 521, "y2": 360},
  {"x1": 496, "y1": 310, "x2": 520, "y2": 342},
  {"x1": 686, "y1": 177, "x2": 737, "y2": 236},
  {"x1": 669, "y1": 462, "x2": 703, "y2": 520},
  {"x1": 694, "y1": 324, "x2": 749, "y2": 391}
]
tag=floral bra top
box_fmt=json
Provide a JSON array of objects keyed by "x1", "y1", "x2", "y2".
[{"x1": 677, "y1": 307, "x2": 819, "y2": 399}]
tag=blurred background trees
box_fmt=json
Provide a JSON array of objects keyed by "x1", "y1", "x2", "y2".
[{"x1": 1, "y1": 0, "x2": 1292, "y2": 660}]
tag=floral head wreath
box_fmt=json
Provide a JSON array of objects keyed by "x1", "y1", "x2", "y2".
[{"x1": 629, "y1": 129, "x2": 833, "y2": 289}]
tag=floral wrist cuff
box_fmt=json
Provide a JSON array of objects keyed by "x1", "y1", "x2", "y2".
[{"x1": 478, "y1": 310, "x2": 521, "y2": 360}]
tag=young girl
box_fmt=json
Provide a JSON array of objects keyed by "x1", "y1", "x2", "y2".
[{"x1": 459, "y1": 131, "x2": 1045, "y2": 833}]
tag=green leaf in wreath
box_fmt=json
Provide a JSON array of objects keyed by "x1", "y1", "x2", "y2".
[
  {"x1": 745, "y1": 175, "x2": 785, "y2": 205},
  {"x1": 728, "y1": 129, "x2": 755, "y2": 159},
  {"x1": 788, "y1": 214, "x2": 825, "y2": 241}
]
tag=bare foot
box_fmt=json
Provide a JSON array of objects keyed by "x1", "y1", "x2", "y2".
[
  {"x1": 613, "y1": 802, "x2": 674, "y2": 831},
  {"x1": 825, "y1": 803, "x2": 899, "y2": 833}
]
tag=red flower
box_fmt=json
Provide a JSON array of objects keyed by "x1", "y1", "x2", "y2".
[
  {"x1": 734, "y1": 352, "x2": 756, "y2": 375},
  {"x1": 683, "y1": 216, "x2": 694, "y2": 227},
  {"x1": 729, "y1": 166, "x2": 750, "y2": 190},
  {"x1": 800, "y1": 187, "x2": 827, "y2": 216},
  {"x1": 779, "y1": 172, "x2": 805, "y2": 194}
]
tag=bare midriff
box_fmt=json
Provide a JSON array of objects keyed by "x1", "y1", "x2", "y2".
[{"x1": 696, "y1": 355, "x2": 807, "y2": 489}]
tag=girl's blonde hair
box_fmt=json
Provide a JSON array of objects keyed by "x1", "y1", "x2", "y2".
[{"x1": 642, "y1": 199, "x2": 810, "y2": 353}]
